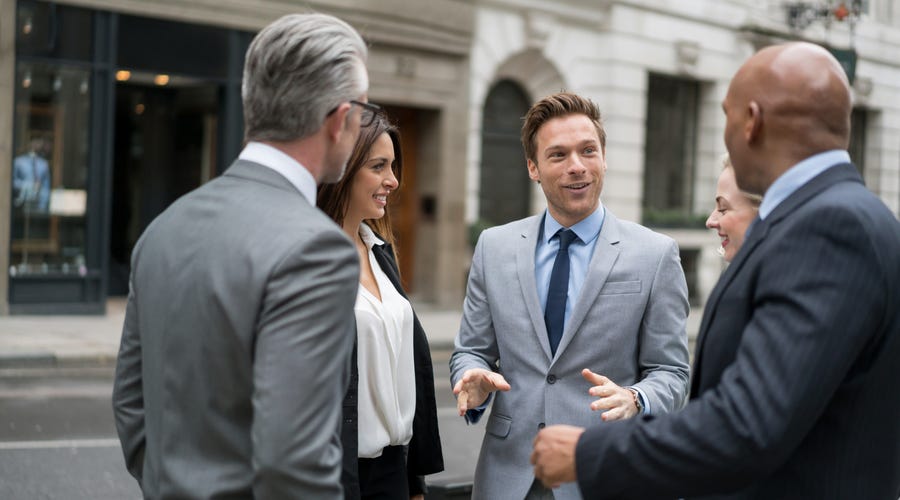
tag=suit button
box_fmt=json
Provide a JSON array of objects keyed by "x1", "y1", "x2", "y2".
[
  {"x1": 538, "y1": 422, "x2": 546, "y2": 429},
  {"x1": 546, "y1": 374, "x2": 557, "y2": 384}
]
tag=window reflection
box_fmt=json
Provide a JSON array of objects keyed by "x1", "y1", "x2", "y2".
[{"x1": 10, "y1": 63, "x2": 90, "y2": 276}]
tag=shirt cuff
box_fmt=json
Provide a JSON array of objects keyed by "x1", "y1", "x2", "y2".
[
  {"x1": 630, "y1": 386, "x2": 651, "y2": 415},
  {"x1": 464, "y1": 393, "x2": 493, "y2": 424}
]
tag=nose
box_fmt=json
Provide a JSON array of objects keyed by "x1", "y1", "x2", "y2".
[
  {"x1": 383, "y1": 167, "x2": 399, "y2": 189},
  {"x1": 566, "y1": 152, "x2": 587, "y2": 174},
  {"x1": 706, "y1": 209, "x2": 719, "y2": 229}
]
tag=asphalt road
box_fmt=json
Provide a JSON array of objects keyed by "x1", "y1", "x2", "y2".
[{"x1": 0, "y1": 350, "x2": 482, "y2": 499}]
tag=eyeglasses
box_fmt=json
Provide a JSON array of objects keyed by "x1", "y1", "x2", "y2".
[{"x1": 326, "y1": 100, "x2": 383, "y2": 128}]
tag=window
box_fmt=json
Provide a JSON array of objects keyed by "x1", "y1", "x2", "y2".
[
  {"x1": 478, "y1": 80, "x2": 531, "y2": 231},
  {"x1": 849, "y1": 108, "x2": 867, "y2": 178},
  {"x1": 642, "y1": 74, "x2": 701, "y2": 228},
  {"x1": 680, "y1": 248, "x2": 701, "y2": 307},
  {"x1": 11, "y1": 0, "x2": 94, "y2": 279}
]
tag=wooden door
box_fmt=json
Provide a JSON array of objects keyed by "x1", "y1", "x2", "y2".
[{"x1": 383, "y1": 106, "x2": 419, "y2": 292}]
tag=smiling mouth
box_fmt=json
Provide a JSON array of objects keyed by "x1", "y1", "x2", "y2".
[
  {"x1": 719, "y1": 234, "x2": 729, "y2": 247},
  {"x1": 565, "y1": 182, "x2": 589, "y2": 190}
]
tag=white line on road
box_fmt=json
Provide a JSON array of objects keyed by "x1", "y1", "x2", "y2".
[{"x1": 0, "y1": 438, "x2": 119, "y2": 450}]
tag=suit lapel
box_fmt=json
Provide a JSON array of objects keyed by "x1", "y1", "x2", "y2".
[
  {"x1": 691, "y1": 217, "x2": 769, "y2": 391},
  {"x1": 517, "y1": 216, "x2": 554, "y2": 361},
  {"x1": 553, "y1": 211, "x2": 621, "y2": 361}
]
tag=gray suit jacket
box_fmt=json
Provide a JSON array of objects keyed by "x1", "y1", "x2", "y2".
[
  {"x1": 112, "y1": 160, "x2": 359, "y2": 499},
  {"x1": 450, "y1": 209, "x2": 690, "y2": 500}
]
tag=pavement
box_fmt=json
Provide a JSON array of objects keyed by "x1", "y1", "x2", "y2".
[{"x1": 0, "y1": 298, "x2": 464, "y2": 369}]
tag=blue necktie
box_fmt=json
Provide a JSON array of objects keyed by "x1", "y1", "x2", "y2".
[{"x1": 545, "y1": 229, "x2": 577, "y2": 356}]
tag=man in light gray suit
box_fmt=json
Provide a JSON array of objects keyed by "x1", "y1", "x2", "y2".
[
  {"x1": 451, "y1": 92, "x2": 690, "y2": 500},
  {"x1": 112, "y1": 13, "x2": 369, "y2": 499}
]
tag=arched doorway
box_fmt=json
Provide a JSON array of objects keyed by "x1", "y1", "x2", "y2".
[{"x1": 478, "y1": 79, "x2": 531, "y2": 227}]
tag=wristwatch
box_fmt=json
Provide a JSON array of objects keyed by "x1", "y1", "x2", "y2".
[{"x1": 628, "y1": 388, "x2": 644, "y2": 414}]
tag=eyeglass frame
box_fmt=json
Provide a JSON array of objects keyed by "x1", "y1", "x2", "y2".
[{"x1": 326, "y1": 100, "x2": 383, "y2": 128}]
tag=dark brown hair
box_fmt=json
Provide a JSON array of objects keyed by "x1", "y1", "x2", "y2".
[
  {"x1": 521, "y1": 92, "x2": 606, "y2": 163},
  {"x1": 317, "y1": 109, "x2": 403, "y2": 248}
]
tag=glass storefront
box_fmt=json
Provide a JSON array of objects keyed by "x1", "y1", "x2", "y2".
[
  {"x1": 6, "y1": 0, "x2": 248, "y2": 313},
  {"x1": 10, "y1": 62, "x2": 91, "y2": 278}
]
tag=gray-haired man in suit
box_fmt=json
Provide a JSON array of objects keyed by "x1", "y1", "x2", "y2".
[
  {"x1": 451, "y1": 92, "x2": 690, "y2": 500},
  {"x1": 112, "y1": 13, "x2": 369, "y2": 499}
]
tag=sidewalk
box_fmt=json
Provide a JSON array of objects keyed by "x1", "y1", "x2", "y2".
[{"x1": 0, "y1": 299, "x2": 463, "y2": 369}]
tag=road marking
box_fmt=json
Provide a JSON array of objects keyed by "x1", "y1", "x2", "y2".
[{"x1": 0, "y1": 438, "x2": 119, "y2": 450}]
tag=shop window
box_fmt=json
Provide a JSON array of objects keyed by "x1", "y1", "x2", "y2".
[
  {"x1": 10, "y1": 62, "x2": 91, "y2": 277},
  {"x1": 477, "y1": 80, "x2": 531, "y2": 237},
  {"x1": 642, "y1": 74, "x2": 702, "y2": 228}
]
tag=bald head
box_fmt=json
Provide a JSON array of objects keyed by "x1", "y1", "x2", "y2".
[{"x1": 723, "y1": 42, "x2": 852, "y2": 194}]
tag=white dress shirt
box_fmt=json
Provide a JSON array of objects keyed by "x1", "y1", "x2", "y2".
[
  {"x1": 355, "y1": 224, "x2": 416, "y2": 458},
  {"x1": 238, "y1": 141, "x2": 317, "y2": 203}
]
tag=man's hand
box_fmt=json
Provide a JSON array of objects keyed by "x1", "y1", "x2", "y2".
[
  {"x1": 582, "y1": 369, "x2": 639, "y2": 421},
  {"x1": 531, "y1": 425, "x2": 585, "y2": 488},
  {"x1": 452, "y1": 368, "x2": 511, "y2": 416}
]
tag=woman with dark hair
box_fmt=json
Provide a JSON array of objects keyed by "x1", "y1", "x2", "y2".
[{"x1": 318, "y1": 107, "x2": 443, "y2": 500}]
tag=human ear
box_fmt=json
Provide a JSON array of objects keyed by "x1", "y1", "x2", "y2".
[
  {"x1": 325, "y1": 102, "x2": 352, "y2": 143},
  {"x1": 746, "y1": 101, "x2": 763, "y2": 143}
]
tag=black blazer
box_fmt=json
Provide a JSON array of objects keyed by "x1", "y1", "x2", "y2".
[
  {"x1": 574, "y1": 163, "x2": 900, "y2": 499},
  {"x1": 340, "y1": 238, "x2": 444, "y2": 499}
]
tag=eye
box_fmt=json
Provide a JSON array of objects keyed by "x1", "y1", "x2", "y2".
[
  {"x1": 718, "y1": 208, "x2": 728, "y2": 215},
  {"x1": 370, "y1": 161, "x2": 386, "y2": 171},
  {"x1": 583, "y1": 146, "x2": 596, "y2": 154}
]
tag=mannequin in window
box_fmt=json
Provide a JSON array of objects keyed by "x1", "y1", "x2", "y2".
[{"x1": 13, "y1": 137, "x2": 51, "y2": 212}]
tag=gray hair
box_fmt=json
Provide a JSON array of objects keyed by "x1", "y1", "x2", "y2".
[{"x1": 242, "y1": 13, "x2": 368, "y2": 142}]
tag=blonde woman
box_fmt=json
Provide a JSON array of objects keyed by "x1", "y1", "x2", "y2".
[{"x1": 706, "y1": 156, "x2": 762, "y2": 261}]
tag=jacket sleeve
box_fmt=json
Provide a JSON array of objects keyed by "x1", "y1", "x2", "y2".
[
  {"x1": 630, "y1": 238, "x2": 691, "y2": 414},
  {"x1": 111, "y1": 272, "x2": 146, "y2": 485},
  {"x1": 449, "y1": 233, "x2": 499, "y2": 419},
  {"x1": 251, "y1": 228, "x2": 359, "y2": 499}
]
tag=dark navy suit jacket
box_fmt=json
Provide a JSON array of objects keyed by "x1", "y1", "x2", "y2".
[{"x1": 575, "y1": 163, "x2": 900, "y2": 499}]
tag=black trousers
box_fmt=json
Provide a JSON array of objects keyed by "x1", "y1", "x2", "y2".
[{"x1": 358, "y1": 445, "x2": 409, "y2": 500}]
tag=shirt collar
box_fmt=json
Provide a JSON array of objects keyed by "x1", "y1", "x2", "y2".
[
  {"x1": 758, "y1": 149, "x2": 850, "y2": 220},
  {"x1": 542, "y1": 203, "x2": 605, "y2": 245},
  {"x1": 359, "y1": 222, "x2": 385, "y2": 250},
  {"x1": 238, "y1": 141, "x2": 317, "y2": 203}
]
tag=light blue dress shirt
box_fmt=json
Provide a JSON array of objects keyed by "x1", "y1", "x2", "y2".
[
  {"x1": 759, "y1": 149, "x2": 851, "y2": 220},
  {"x1": 535, "y1": 204, "x2": 605, "y2": 324}
]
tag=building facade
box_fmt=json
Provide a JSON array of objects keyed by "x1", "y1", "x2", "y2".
[
  {"x1": 466, "y1": 0, "x2": 900, "y2": 331},
  {"x1": 0, "y1": 0, "x2": 474, "y2": 313},
  {"x1": 1, "y1": 0, "x2": 898, "y2": 319}
]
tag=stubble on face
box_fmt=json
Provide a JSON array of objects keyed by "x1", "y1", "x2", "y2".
[{"x1": 528, "y1": 114, "x2": 606, "y2": 227}]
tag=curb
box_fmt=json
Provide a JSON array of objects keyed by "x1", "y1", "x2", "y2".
[{"x1": 0, "y1": 351, "x2": 117, "y2": 370}]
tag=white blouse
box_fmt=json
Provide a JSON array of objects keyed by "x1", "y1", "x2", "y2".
[{"x1": 355, "y1": 224, "x2": 416, "y2": 458}]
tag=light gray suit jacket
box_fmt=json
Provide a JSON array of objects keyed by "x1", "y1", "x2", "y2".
[
  {"x1": 450, "y1": 210, "x2": 690, "y2": 500},
  {"x1": 112, "y1": 160, "x2": 359, "y2": 499}
]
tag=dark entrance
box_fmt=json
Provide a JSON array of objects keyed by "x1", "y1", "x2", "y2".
[{"x1": 108, "y1": 79, "x2": 219, "y2": 295}]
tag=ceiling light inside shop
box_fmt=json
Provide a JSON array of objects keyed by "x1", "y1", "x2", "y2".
[
  {"x1": 22, "y1": 72, "x2": 31, "y2": 89},
  {"x1": 116, "y1": 70, "x2": 132, "y2": 82},
  {"x1": 154, "y1": 74, "x2": 170, "y2": 86}
]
